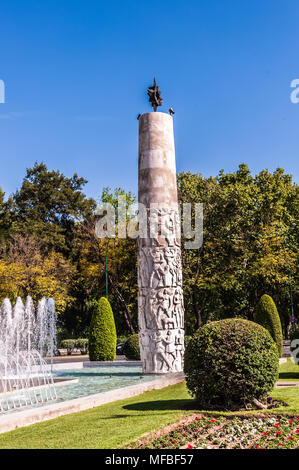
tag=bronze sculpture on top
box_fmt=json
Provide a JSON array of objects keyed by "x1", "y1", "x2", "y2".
[
  {"x1": 147, "y1": 77, "x2": 163, "y2": 112},
  {"x1": 137, "y1": 79, "x2": 185, "y2": 374}
]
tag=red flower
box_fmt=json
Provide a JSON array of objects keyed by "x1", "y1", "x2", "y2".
[
  {"x1": 188, "y1": 444, "x2": 193, "y2": 449},
  {"x1": 296, "y1": 430, "x2": 299, "y2": 434},
  {"x1": 195, "y1": 417, "x2": 200, "y2": 421},
  {"x1": 276, "y1": 431, "x2": 282, "y2": 435},
  {"x1": 289, "y1": 420, "x2": 294, "y2": 424},
  {"x1": 172, "y1": 440, "x2": 178, "y2": 444},
  {"x1": 289, "y1": 436, "x2": 294, "y2": 440},
  {"x1": 274, "y1": 423, "x2": 279, "y2": 427},
  {"x1": 211, "y1": 419, "x2": 215, "y2": 423},
  {"x1": 263, "y1": 432, "x2": 267, "y2": 436}
]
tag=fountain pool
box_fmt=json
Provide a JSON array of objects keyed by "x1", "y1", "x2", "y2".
[
  {"x1": 53, "y1": 366, "x2": 160, "y2": 402},
  {"x1": 0, "y1": 297, "x2": 184, "y2": 432},
  {"x1": 0, "y1": 364, "x2": 165, "y2": 415}
]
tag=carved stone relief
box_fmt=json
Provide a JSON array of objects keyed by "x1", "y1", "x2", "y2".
[{"x1": 137, "y1": 209, "x2": 185, "y2": 374}]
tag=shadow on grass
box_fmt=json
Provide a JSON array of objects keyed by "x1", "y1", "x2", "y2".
[
  {"x1": 123, "y1": 399, "x2": 196, "y2": 412},
  {"x1": 279, "y1": 372, "x2": 299, "y2": 380}
]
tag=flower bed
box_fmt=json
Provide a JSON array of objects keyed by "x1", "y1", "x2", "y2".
[{"x1": 132, "y1": 414, "x2": 299, "y2": 449}]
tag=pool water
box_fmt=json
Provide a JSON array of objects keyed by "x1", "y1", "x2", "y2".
[
  {"x1": 53, "y1": 366, "x2": 159, "y2": 402},
  {"x1": 0, "y1": 366, "x2": 160, "y2": 414}
]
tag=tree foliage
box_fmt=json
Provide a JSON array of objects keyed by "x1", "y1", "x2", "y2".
[
  {"x1": 67, "y1": 187, "x2": 138, "y2": 336},
  {"x1": 0, "y1": 234, "x2": 73, "y2": 312},
  {"x1": 0, "y1": 162, "x2": 297, "y2": 338},
  {"x1": 178, "y1": 164, "x2": 298, "y2": 334},
  {"x1": 11, "y1": 162, "x2": 95, "y2": 252}
]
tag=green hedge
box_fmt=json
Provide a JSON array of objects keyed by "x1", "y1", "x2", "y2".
[
  {"x1": 123, "y1": 334, "x2": 140, "y2": 360},
  {"x1": 254, "y1": 294, "x2": 283, "y2": 357},
  {"x1": 88, "y1": 297, "x2": 117, "y2": 361},
  {"x1": 184, "y1": 318, "x2": 279, "y2": 409},
  {"x1": 60, "y1": 339, "x2": 76, "y2": 355},
  {"x1": 60, "y1": 338, "x2": 88, "y2": 355},
  {"x1": 76, "y1": 338, "x2": 88, "y2": 355},
  {"x1": 117, "y1": 335, "x2": 130, "y2": 344}
]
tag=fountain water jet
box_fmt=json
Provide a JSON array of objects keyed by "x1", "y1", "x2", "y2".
[{"x1": 0, "y1": 296, "x2": 57, "y2": 413}]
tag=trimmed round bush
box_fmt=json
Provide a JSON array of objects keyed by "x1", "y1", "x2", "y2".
[
  {"x1": 88, "y1": 297, "x2": 117, "y2": 361},
  {"x1": 184, "y1": 319, "x2": 279, "y2": 409},
  {"x1": 254, "y1": 294, "x2": 283, "y2": 357},
  {"x1": 123, "y1": 334, "x2": 140, "y2": 360}
]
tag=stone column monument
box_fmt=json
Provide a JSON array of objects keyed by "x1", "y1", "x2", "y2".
[{"x1": 138, "y1": 80, "x2": 184, "y2": 374}]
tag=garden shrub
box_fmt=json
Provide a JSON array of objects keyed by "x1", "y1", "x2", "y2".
[
  {"x1": 184, "y1": 318, "x2": 279, "y2": 409},
  {"x1": 88, "y1": 297, "x2": 117, "y2": 361},
  {"x1": 184, "y1": 335, "x2": 191, "y2": 348},
  {"x1": 123, "y1": 334, "x2": 140, "y2": 360},
  {"x1": 117, "y1": 335, "x2": 130, "y2": 344},
  {"x1": 60, "y1": 339, "x2": 76, "y2": 355},
  {"x1": 75, "y1": 338, "x2": 88, "y2": 355},
  {"x1": 254, "y1": 294, "x2": 283, "y2": 356}
]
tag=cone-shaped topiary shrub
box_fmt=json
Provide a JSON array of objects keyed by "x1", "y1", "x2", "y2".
[
  {"x1": 254, "y1": 294, "x2": 283, "y2": 357},
  {"x1": 88, "y1": 297, "x2": 117, "y2": 361},
  {"x1": 184, "y1": 319, "x2": 279, "y2": 409},
  {"x1": 123, "y1": 334, "x2": 140, "y2": 360}
]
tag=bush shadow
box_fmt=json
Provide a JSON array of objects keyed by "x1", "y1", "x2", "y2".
[
  {"x1": 279, "y1": 372, "x2": 299, "y2": 380},
  {"x1": 123, "y1": 399, "x2": 196, "y2": 412}
]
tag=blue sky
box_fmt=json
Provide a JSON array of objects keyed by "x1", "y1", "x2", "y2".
[{"x1": 1, "y1": 0, "x2": 299, "y2": 200}]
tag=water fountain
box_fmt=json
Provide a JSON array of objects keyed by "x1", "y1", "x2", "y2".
[{"x1": 0, "y1": 296, "x2": 57, "y2": 413}]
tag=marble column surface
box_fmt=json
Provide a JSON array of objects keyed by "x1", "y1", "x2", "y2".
[{"x1": 138, "y1": 112, "x2": 185, "y2": 374}]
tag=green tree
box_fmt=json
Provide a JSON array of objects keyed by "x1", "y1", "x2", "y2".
[
  {"x1": 0, "y1": 233, "x2": 73, "y2": 312},
  {"x1": 88, "y1": 297, "x2": 117, "y2": 361},
  {"x1": 68, "y1": 187, "x2": 138, "y2": 336},
  {"x1": 178, "y1": 165, "x2": 298, "y2": 334},
  {"x1": 11, "y1": 162, "x2": 95, "y2": 252},
  {"x1": 0, "y1": 188, "x2": 12, "y2": 243}
]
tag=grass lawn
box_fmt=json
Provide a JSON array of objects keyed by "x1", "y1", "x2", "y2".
[{"x1": 0, "y1": 360, "x2": 298, "y2": 449}]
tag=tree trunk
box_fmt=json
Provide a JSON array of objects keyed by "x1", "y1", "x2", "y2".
[
  {"x1": 192, "y1": 288, "x2": 202, "y2": 329},
  {"x1": 108, "y1": 274, "x2": 136, "y2": 334}
]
